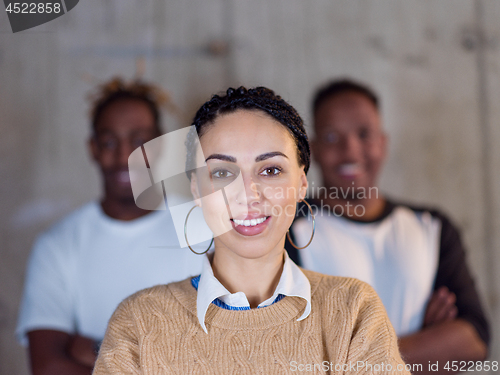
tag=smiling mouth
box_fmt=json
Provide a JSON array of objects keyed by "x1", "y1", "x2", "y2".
[
  {"x1": 231, "y1": 216, "x2": 270, "y2": 227},
  {"x1": 338, "y1": 163, "x2": 362, "y2": 177}
]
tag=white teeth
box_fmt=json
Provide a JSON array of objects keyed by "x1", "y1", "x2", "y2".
[
  {"x1": 338, "y1": 163, "x2": 361, "y2": 175},
  {"x1": 233, "y1": 217, "x2": 267, "y2": 227}
]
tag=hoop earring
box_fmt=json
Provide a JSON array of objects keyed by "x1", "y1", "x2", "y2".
[
  {"x1": 184, "y1": 205, "x2": 214, "y2": 255},
  {"x1": 286, "y1": 199, "x2": 315, "y2": 250}
]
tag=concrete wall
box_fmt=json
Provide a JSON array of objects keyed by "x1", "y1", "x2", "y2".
[{"x1": 0, "y1": 1, "x2": 498, "y2": 374}]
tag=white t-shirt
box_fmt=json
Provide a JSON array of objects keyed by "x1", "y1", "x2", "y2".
[
  {"x1": 292, "y1": 205, "x2": 441, "y2": 336},
  {"x1": 16, "y1": 202, "x2": 206, "y2": 345}
]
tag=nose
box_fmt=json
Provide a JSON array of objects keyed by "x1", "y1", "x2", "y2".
[
  {"x1": 341, "y1": 134, "x2": 362, "y2": 160},
  {"x1": 235, "y1": 174, "x2": 261, "y2": 206},
  {"x1": 116, "y1": 142, "x2": 134, "y2": 168}
]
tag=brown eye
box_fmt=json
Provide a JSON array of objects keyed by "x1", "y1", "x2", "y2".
[
  {"x1": 212, "y1": 169, "x2": 234, "y2": 179},
  {"x1": 324, "y1": 132, "x2": 339, "y2": 144},
  {"x1": 99, "y1": 138, "x2": 117, "y2": 150},
  {"x1": 358, "y1": 127, "x2": 370, "y2": 140},
  {"x1": 261, "y1": 167, "x2": 281, "y2": 176},
  {"x1": 132, "y1": 138, "x2": 146, "y2": 148}
]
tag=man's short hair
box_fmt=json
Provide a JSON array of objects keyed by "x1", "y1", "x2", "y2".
[{"x1": 312, "y1": 79, "x2": 380, "y2": 115}]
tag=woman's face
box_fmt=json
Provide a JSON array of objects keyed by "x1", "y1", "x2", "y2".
[{"x1": 191, "y1": 109, "x2": 308, "y2": 260}]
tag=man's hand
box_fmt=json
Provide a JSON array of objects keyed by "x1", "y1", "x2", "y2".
[
  {"x1": 399, "y1": 289, "x2": 486, "y2": 374},
  {"x1": 28, "y1": 330, "x2": 94, "y2": 375},
  {"x1": 423, "y1": 286, "x2": 457, "y2": 328},
  {"x1": 68, "y1": 334, "x2": 98, "y2": 367},
  {"x1": 399, "y1": 320, "x2": 487, "y2": 375}
]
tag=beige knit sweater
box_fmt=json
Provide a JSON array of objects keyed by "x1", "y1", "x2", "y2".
[{"x1": 93, "y1": 270, "x2": 410, "y2": 374}]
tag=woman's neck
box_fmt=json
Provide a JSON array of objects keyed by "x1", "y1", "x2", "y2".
[{"x1": 210, "y1": 246, "x2": 285, "y2": 308}]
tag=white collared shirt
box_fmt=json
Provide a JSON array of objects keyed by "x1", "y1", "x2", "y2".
[{"x1": 193, "y1": 251, "x2": 312, "y2": 333}]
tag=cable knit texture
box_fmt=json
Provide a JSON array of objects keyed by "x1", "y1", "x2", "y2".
[{"x1": 93, "y1": 270, "x2": 410, "y2": 374}]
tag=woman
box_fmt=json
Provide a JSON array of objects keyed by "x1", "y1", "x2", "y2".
[{"x1": 93, "y1": 87, "x2": 410, "y2": 374}]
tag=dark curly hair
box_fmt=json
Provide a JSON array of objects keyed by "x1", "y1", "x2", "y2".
[
  {"x1": 312, "y1": 79, "x2": 379, "y2": 116},
  {"x1": 185, "y1": 86, "x2": 310, "y2": 178},
  {"x1": 89, "y1": 77, "x2": 171, "y2": 135}
]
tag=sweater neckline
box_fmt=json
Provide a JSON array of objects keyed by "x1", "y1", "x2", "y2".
[{"x1": 168, "y1": 269, "x2": 323, "y2": 331}]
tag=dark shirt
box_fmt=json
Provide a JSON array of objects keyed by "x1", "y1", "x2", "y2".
[{"x1": 286, "y1": 199, "x2": 490, "y2": 346}]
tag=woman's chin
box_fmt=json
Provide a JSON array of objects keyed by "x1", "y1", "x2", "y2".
[{"x1": 214, "y1": 226, "x2": 284, "y2": 260}]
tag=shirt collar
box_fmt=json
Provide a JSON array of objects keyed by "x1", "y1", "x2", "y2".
[{"x1": 195, "y1": 251, "x2": 311, "y2": 333}]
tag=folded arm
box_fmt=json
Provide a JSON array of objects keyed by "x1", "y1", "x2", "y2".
[
  {"x1": 399, "y1": 319, "x2": 487, "y2": 375},
  {"x1": 398, "y1": 211, "x2": 490, "y2": 374}
]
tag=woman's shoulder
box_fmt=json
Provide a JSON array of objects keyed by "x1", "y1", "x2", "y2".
[
  {"x1": 117, "y1": 277, "x2": 196, "y2": 312},
  {"x1": 302, "y1": 269, "x2": 389, "y2": 329},
  {"x1": 301, "y1": 268, "x2": 378, "y2": 303}
]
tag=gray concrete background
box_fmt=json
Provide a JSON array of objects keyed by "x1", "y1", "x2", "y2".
[{"x1": 0, "y1": 1, "x2": 499, "y2": 374}]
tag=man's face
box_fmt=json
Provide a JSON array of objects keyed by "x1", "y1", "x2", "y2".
[
  {"x1": 313, "y1": 92, "x2": 386, "y2": 197},
  {"x1": 90, "y1": 99, "x2": 160, "y2": 202}
]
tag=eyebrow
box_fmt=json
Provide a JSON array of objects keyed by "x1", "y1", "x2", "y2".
[
  {"x1": 255, "y1": 151, "x2": 288, "y2": 162},
  {"x1": 205, "y1": 154, "x2": 236, "y2": 163},
  {"x1": 205, "y1": 151, "x2": 288, "y2": 163}
]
